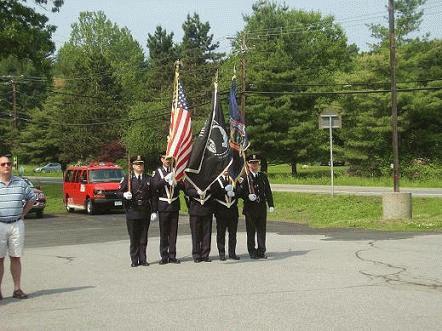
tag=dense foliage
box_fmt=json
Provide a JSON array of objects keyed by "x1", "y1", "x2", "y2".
[{"x1": 1, "y1": 0, "x2": 440, "y2": 179}]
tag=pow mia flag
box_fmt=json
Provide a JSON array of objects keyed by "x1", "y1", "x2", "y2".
[{"x1": 185, "y1": 81, "x2": 232, "y2": 193}]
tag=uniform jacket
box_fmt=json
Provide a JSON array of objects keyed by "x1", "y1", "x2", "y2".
[
  {"x1": 118, "y1": 174, "x2": 156, "y2": 220},
  {"x1": 239, "y1": 171, "x2": 274, "y2": 216},
  {"x1": 151, "y1": 167, "x2": 183, "y2": 213},
  {"x1": 184, "y1": 180, "x2": 214, "y2": 217},
  {"x1": 212, "y1": 176, "x2": 239, "y2": 218}
]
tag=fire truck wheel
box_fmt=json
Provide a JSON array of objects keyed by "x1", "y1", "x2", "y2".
[{"x1": 86, "y1": 199, "x2": 96, "y2": 215}]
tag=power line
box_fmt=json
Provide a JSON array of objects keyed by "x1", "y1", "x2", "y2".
[{"x1": 245, "y1": 86, "x2": 442, "y2": 96}]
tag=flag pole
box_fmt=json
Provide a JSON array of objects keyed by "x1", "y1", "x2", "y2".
[
  {"x1": 127, "y1": 151, "x2": 132, "y2": 193},
  {"x1": 168, "y1": 60, "x2": 180, "y2": 199}
]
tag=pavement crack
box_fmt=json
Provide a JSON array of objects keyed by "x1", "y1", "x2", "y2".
[
  {"x1": 55, "y1": 256, "x2": 76, "y2": 263},
  {"x1": 355, "y1": 241, "x2": 442, "y2": 291}
]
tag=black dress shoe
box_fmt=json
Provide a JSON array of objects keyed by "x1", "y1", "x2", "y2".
[
  {"x1": 202, "y1": 257, "x2": 212, "y2": 262},
  {"x1": 159, "y1": 259, "x2": 169, "y2": 265},
  {"x1": 131, "y1": 263, "x2": 139, "y2": 267},
  {"x1": 250, "y1": 254, "x2": 258, "y2": 259},
  {"x1": 0, "y1": 291, "x2": 3, "y2": 300},
  {"x1": 229, "y1": 255, "x2": 240, "y2": 260},
  {"x1": 219, "y1": 255, "x2": 226, "y2": 261},
  {"x1": 169, "y1": 258, "x2": 181, "y2": 264},
  {"x1": 257, "y1": 253, "x2": 268, "y2": 259},
  {"x1": 194, "y1": 258, "x2": 201, "y2": 263},
  {"x1": 139, "y1": 261, "x2": 150, "y2": 266}
]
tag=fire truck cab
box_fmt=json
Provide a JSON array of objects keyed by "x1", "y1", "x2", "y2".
[{"x1": 63, "y1": 162, "x2": 125, "y2": 215}]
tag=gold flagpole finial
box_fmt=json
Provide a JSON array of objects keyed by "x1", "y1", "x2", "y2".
[{"x1": 232, "y1": 65, "x2": 237, "y2": 80}]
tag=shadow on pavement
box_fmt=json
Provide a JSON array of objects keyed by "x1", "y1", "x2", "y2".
[{"x1": 0, "y1": 286, "x2": 95, "y2": 306}]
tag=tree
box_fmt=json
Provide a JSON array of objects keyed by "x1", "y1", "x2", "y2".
[
  {"x1": 0, "y1": 0, "x2": 59, "y2": 71},
  {"x1": 50, "y1": 11, "x2": 146, "y2": 161},
  {"x1": 60, "y1": 11, "x2": 147, "y2": 102},
  {"x1": 237, "y1": 2, "x2": 355, "y2": 175},
  {"x1": 368, "y1": 0, "x2": 427, "y2": 49},
  {"x1": 179, "y1": 13, "x2": 224, "y2": 120},
  {"x1": 338, "y1": 39, "x2": 442, "y2": 175},
  {"x1": 145, "y1": 26, "x2": 178, "y2": 101}
]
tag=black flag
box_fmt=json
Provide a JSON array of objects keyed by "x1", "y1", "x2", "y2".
[{"x1": 185, "y1": 82, "x2": 232, "y2": 193}]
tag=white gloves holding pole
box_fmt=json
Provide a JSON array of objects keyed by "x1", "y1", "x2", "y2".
[
  {"x1": 164, "y1": 173, "x2": 174, "y2": 185},
  {"x1": 225, "y1": 184, "x2": 235, "y2": 197},
  {"x1": 150, "y1": 212, "x2": 158, "y2": 222},
  {"x1": 123, "y1": 192, "x2": 132, "y2": 200},
  {"x1": 248, "y1": 193, "x2": 257, "y2": 201}
]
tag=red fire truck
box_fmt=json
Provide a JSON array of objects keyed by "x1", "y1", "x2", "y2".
[{"x1": 63, "y1": 162, "x2": 125, "y2": 215}]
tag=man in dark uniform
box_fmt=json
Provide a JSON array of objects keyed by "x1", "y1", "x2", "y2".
[
  {"x1": 213, "y1": 170, "x2": 240, "y2": 261},
  {"x1": 184, "y1": 180, "x2": 214, "y2": 263},
  {"x1": 118, "y1": 155, "x2": 156, "y2": 267},
  {"x1": 151, "y1": 153, "x2": 183, "y2": 265},
  {"x1": 239, "y1": 154, "x2": 274, "y2": 259}
]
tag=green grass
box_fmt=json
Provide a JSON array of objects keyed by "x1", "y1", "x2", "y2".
[
  {"x1": 269, "y1": 192, "x2": 442, "y2": 231},
  {"x1": 268, "y1": 164, "x2": 442, "y2": 188},
  {"x1": 39, "y1": 184, "x2": 441, "y2": 231},
  {"x1": 37, "y1": 183, "x2": 65, "y2": 215}
]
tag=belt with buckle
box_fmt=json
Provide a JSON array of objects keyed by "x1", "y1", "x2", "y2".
[{"x1": 0, "y1": 218, "x2": 21, "y2": 224}]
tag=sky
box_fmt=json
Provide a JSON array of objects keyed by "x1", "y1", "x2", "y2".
[{"x1": 35, "y1": 0, "x2": 442, "y2": 55}]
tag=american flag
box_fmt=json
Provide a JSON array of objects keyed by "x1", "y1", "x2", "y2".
[{"x1": 166, "y1": 81, "x2": 192, "y2": 181}]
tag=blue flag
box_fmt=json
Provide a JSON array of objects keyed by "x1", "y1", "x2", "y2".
[{"x1": 228, "y1": 79, "x2": 249, "y2": 181}]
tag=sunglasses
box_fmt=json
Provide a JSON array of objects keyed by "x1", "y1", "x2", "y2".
[{"x1": 0, "y1": 162, "x2": 12, "y2": 167}]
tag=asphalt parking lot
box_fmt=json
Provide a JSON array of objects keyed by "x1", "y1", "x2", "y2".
[{"x1": 1, "y1": 213, "x2": 441, "y2": 330}]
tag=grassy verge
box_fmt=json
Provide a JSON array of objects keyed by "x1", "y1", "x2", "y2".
[
  {"x1": 39, "y1": 183, "x2": 65, "y2": 215},
  {"x1": 40, "y1": 184, "x2": 441, "y2": 231},
  {"x1": 270, "y1": 192, "x2": 442, "y2": 231},
  {"x1": 268, "y1": 164, "x2": 442, "y2": 188}
]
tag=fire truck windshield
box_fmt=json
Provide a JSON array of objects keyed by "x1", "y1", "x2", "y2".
[{"x1": 89, "y1": 169, "x2": 125, "y2": 183}]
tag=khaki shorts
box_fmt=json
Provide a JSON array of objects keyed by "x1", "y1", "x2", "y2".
[{"x1": 0, "y1": 220, "x2": 25, "y2": 258}]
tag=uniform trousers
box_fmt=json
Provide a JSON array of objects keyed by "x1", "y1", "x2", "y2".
[
  {"x1": 126, "y1": 218, "x2": 150, "y2": 264},
  {"x1": 244, "y1": 205, "x2": 267, "y2": 256},
  {"x1": 215, "y1": 213, "x2": 238, "y2": 256},
  {"x1": 189, "y1": 215, "x2": 212, "y2": 260},
  {"x1": 159, "y1": 211, "x2": 179, "y2": 260}
]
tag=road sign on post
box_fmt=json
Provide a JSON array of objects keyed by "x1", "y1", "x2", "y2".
[{"x1": 319, "y1": 110, "x2": 342, "y2": 196}]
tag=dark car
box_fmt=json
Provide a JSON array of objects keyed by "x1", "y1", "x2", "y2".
[
  {"x1": 320, "y1": 160, "x2": 346, "y2": 166},
  {"x1": 23, "y1": 178, "x2": 46, "y2": 218},
  {"x1": 33, "y1": 162, "x2": 62, "y2": 173}
]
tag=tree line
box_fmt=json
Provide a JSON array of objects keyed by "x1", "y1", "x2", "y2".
[{"x1": 0, "y1": 0, "x2": 440, "y2": 177}]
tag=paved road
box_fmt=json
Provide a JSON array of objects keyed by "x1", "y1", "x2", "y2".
[
  {"x1": 27, "y1": 176, "x2": 442, "y2": 197},
  {"x1": 1, "y1": 213, "x2": 441, "y2": 330}
]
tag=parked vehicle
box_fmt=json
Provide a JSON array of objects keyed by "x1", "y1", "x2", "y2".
[
  {"x1": 22, "y1": 178, "x2": 46, "y2": 218},
  {"x1": 33, "y1": 162, "x2": 62, "y2": 173},
  {"x1": 320, "y1": 160, "x2": 346, "y2": 166},
  {"x1": 63, "y1": 162, "x2": 125, "y2": 215}
]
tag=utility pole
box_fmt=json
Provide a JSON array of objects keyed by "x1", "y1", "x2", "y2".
[
  {"x1": 11, "y1": 79, "x2": 17, "y2": 129},
  {"x1": 388, "y1": 0, "x2": 400, "y2": 192}
]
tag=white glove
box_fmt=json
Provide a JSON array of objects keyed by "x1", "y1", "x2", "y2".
[
  {"x1": 269, "y1": 207, "x2": 274, "y2": 213},
  {"x1": 150, "y1": 212, "x2": 158, "y2": 222},
  {"x1": 227, "y1": 191, "x2": 235, "y2": 198},
  {"x1": 123, "y1": 192, "x2": 132, "y2": 200},
  {"x1": 197, "y1": 189, "x2": 203, "y2": 196},
  {"x1": 248, "y1": 193, "x2": 257, "y2": 201},
  {"x1": 238, "y1": 177, "x2": 244, "y2": 184},
  {"x1": 224, "y1": 184, "x2": 233, "y2": 192},
  {"x1": 165, "y1": 173, "x2": 174, "y2": 185}
]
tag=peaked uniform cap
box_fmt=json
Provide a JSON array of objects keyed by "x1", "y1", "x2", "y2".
[
  {"x1": 131, "y1": 155, "x2": 144, "y2": 164},
  {"x1": 246, "y1": 154, "x2": 260, "y2": 163}
]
